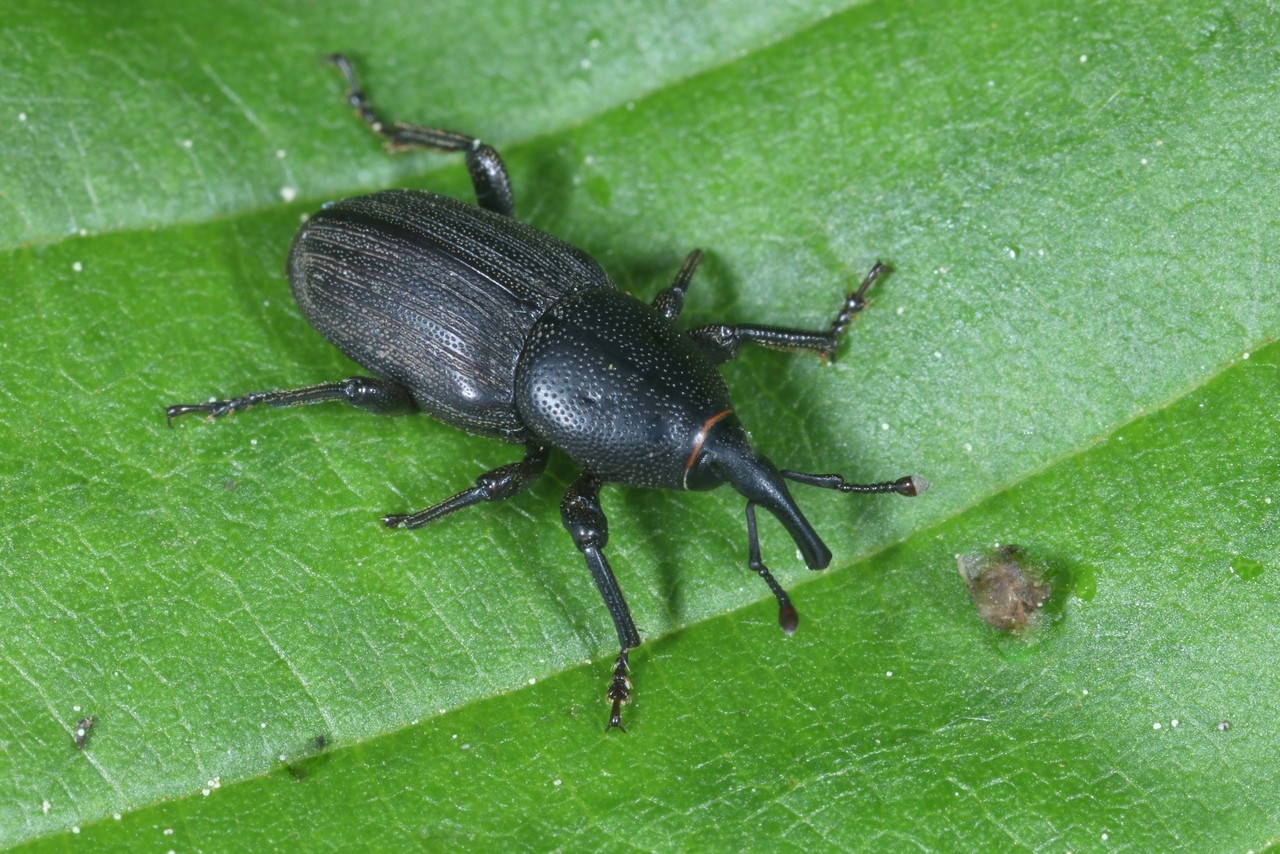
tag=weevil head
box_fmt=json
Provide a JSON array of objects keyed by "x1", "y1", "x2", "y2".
[{"x1": 686, "y1": 414, "x2": 832, "y2": 570}]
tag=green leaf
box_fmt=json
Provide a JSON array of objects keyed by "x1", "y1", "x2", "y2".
[{"x1": 3, "y1": 0, "x2": 1277, "y2": 850}]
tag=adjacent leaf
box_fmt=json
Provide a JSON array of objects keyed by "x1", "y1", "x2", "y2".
[{"x1": 3, "y1": 0, "x2": 1276, "y2": 850}]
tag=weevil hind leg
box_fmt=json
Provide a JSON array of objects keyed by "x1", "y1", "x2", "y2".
[
  {"x1": 383, "y1": 445, "x2": 549, "y2": 529},
  {"x1": 327, "y1": 53, "x2": 514, "y2": 217},
  {"x1": 560, "y1": 472, "x2": 641, "y2": 731},
  {"x1": 166, "y1": 376, "x2": 417, "y2": 425}
]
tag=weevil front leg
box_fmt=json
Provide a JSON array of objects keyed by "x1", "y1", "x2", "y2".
[
  {"x1": 689, "y1": 261, "x2": 887, "y2": 363},
  {"x1": 166, "y1": 375, "x2": 417, "y2": 425},
  {"x1": 327, "y1": 53, "x2": 514, "y2": 217},
  {"x1": 740, "y1": 474, "x2": 926, "y2": 635},
  {"x1": 744, "y1": 501, "x2": 800, "y2": 635},
  {"x1": 561, "y1": 472, "x2": 641, "y2": 731},
  {"x1": 651, "y1": 249, "x2": 703, "y2": 321}
]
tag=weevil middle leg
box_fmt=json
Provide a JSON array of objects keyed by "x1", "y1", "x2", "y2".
[{"x1": 327, "y1": 53, "x2": 515, "y2": 217}]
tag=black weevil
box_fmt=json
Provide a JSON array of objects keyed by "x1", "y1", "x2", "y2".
[{"x1": 168, "y1": 55, "x2": 928, "y2": 730}]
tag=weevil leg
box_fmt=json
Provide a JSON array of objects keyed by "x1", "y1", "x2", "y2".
[
  {"x1": 781, "y1": 471, "x2": 929, "y2": 497},
  {"x1": 650, "y1": 249, "x2": 703, "y2": 321},
  {"x1": 745, "y1": 501, "x2": 800, "y2": 634},
  {"x1": 383, "y1": 445, "x2": 549, "y2": 529},
  {"x1": 688, "y1": 262, "x2": 887, "y2": 364},
  {"x1": 560, "y1": 472, "x2": 641, "y2": 731},
  {"x1": 166, "y1": 376, "x2": 417, "y2": 425},
  {"x1": 327, "y1": 54, "x2": 514, "y2": 217}
]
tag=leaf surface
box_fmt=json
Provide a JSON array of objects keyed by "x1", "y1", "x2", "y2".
[{"x1": 3, "y1": 0, "x2": 1277, "y2": 850}]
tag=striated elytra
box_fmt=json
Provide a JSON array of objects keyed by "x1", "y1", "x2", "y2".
[{"x1": 168, "y1": 54, "x2": 928, "y2": 730}]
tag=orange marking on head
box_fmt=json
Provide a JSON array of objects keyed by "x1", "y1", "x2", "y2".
[{"x1": 683, "y1": 409, "x2": 734, "y2": 486}]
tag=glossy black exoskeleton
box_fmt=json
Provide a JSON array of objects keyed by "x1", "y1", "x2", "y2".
[{"x1": 168, "y1": 55, "x2": 927, "y2": 730}]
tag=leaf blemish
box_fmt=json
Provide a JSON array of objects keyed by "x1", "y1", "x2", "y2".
[{"x1": 956, "y1": 544, "x2": 1053, "y2": 634}]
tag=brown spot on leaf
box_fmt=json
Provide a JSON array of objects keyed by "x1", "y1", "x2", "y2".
[
  {"x1": 957, "y1": 545, "x2": 1052, "y2": 633},
  {"x1": 74, "y1": 716, "x2": 95, "y2": 750}
]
